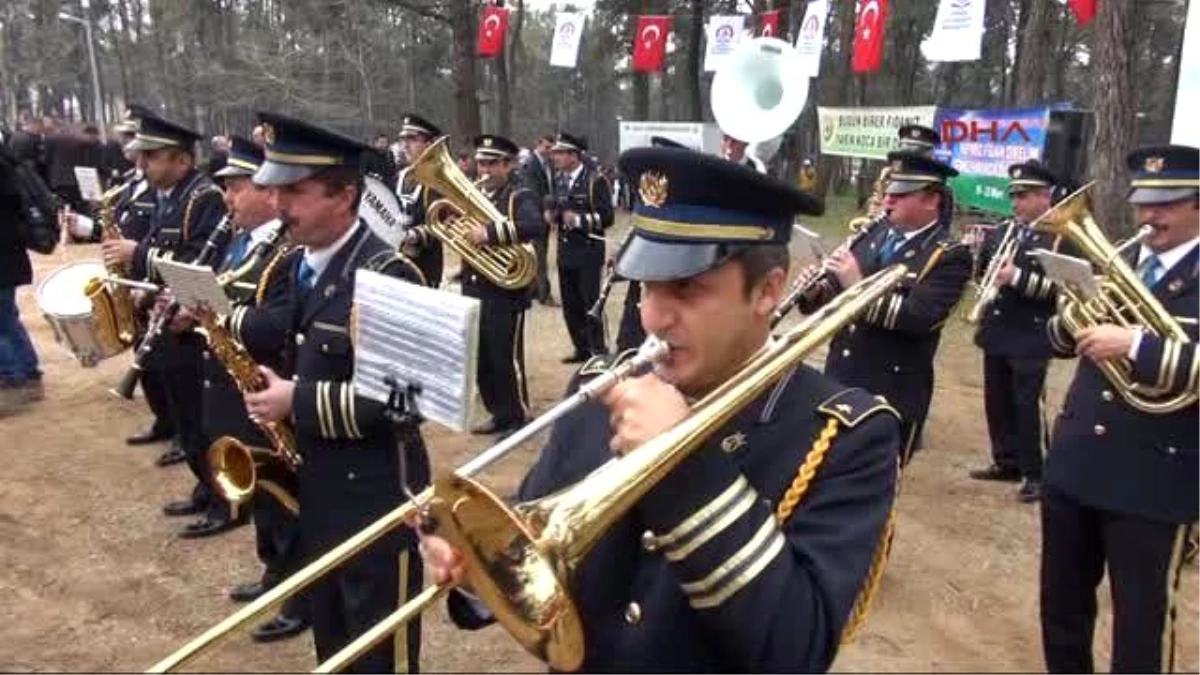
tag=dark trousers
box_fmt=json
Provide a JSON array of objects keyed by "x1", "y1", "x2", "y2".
[
  {"x1": 253, "y1": 466, "x2": 306, "y2": 618},
  {"x1": 475, "y1": 301, "x2": 528, "y2": 426},
  {"x1": 140, "y1": 369, "x2": 174, "y2": 436},
  {"x1": 309, "y1": 533, "x2": 423, "y2": 673},
  {"x1": 983, "y1": 354, "x2": 1048, "y2": 479},
  {"x1": 158, "y1": 334, "x2": 224, "y2": 517},
  {"x1": 615, "y1": 281, "x2": 646, "y2": 354},
  {"x1": 1040, "y1": 486, "x2": 1191, "y2": 673},
  {"x1": 559, "y1": 262, "x2": 605, "y2": 356},
  {"x1": 532, "y1": 228, "x2": 554, "y2": 303}
]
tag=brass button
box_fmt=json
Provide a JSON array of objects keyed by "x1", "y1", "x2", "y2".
[
  {"x1": 202, "y1": 350, "x2": 210, "y2": 360},
  {"x1": 842, "y1": 349, "x2": 851, "y2": 357},
  {"x1": 993, "y1": 309, "x2": 1001, "y2": 316},
  {"x1": 1167, "y1": 446, "x2": 1178, "y2": 455},
  {"x1": 892, "y1": 365, "x2": 900, "y2": 373},
  {"x1": 295, "y1": 333, "x2": 306, "y2": 345},
  {"x1": 1094, "y1": 424, "x2": 1106, "y2": 436},
  {"x1": 641, "y1": 530, "x2": 657, "y2": 552},
  {"x1": 624, "y1": 602, "x2": 642, "y2": 625},
  {"x1": 203, "y1": 379, "x2": 211, "y2": 389},
  {"x1": 848, "y1": 324, "x2": 857, "y2": 333},
  {"x1": 1101, "y1": 390, "x2": 1114, "y2": 402},
  {"x1": 347, "y1": 471, "x2": 357, "y2": 480},
  {"x1": 321, "y1": 344, "x2": 329, "y2": 354},
  {"x1": 292, "y1": 375, "x2": 300, "y2": 382}
]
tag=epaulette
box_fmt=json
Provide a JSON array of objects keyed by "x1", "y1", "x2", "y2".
[
  {"x1": 365, "y1": 249, "x2": 428, "y2": 287},
  {"x1": 816, "y1": 389, "x2": 901, "y2": 428},
  {"x1": 578, "y1": 348, "x2": 639, "y2": 378}
]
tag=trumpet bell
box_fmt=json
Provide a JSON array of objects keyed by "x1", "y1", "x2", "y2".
[{"x1": 711, "y1": 37, "x2": 810, "y2": 145}]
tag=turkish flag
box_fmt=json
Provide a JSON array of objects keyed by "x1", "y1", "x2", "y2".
[
  {"x1": 759, "y1": 9, "x2": 781, "y2": 39},
  {"x1": 852, "y1": 0, "x2": 887, "y2": 74},
  {"x1": 477, "y1": 6, "x2": 509, "y2": 58},
  {"x1": 1068, "y1": 0, "x2": 1097, "y2": 26},
  {"x1": 632, "y1": 15, "x2": 671, "y2": 72}
]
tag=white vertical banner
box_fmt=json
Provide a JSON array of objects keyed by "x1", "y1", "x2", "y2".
[
  {"x1": 794, "y1": 0, "x2": 828, "y2": 78},
  {"x1": 920, "y1": 0, "x2": 986, "y2": 62},
  {"x1": 704, "y1": 15, "x2": 746, "y2": 72},
  {"x1": 549, "y1": 12, "x2": 586, "y2": 68},
  {"x1": 1172, "y1": 0, "x2": 1200, "y2": 146}
]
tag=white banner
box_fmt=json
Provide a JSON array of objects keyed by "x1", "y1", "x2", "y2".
[
  {"x1": 794, "y1": 0, "x2": 828, "y2": 78},
  {"x1": 549, "y1": 12, "x2": 586, "y2": 69},
  {"x1": 920, "y1": 0, "x2": 986, "y2": 63},
  {"x1": 1173, "y1": 0, "x2": 1200, "y2": 146},
  {"x1": 618, "y1": 121, "x2": 721, "y2": 154},
  {"x1": 704, "y1": 15, "x2": 745, "y2": 73},
  {"x1": 817, "y1": 105, "x2": 938, "y2": 160}
]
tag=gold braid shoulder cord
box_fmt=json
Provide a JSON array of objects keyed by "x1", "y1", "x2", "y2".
[{"x1": 772, "y1": 417, "x2": 900, "y2": 646}]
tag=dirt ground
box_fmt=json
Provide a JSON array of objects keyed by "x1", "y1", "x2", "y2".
[{"x1": 1, "y1": 215, "x2": 1195, "y2": 673}]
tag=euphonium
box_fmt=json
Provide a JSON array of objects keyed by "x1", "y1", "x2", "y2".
[
  {"x1": 1032, "y1": 182, "x2": 1197, "y2": 414},
  {"x1": 84, "y1": 180, "x2": 139, "y2": 350},
  {"x1": 407, "y1": 136, "x2": 537, "y2": 290}
]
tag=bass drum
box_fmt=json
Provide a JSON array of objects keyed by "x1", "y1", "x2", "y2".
[{"x1": 37, "y1": 261, "x2": 126, "y2": 367}]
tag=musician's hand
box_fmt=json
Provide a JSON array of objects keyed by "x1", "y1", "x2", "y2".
[
  {"x1": 168, "y1": 306, "x2": 195, "y2": 333},
  {"x1": 1076, "y1": 324, "x2": 1134, "y2": 362},
  {"x1": 413, "y1": 531, "x2": 468, "y2": 587},
  {"x1": 994, "y1": 259, "x2": 1018, "y2": 287},
  {"x1": 102, "y1": 238, "x2": 137, "y2": 265},
  {"x1": 829, "y1": 247, "x2": 863, "y2": 287},
  {"x1": 563, "y1": 210, "x2": 579, "y2": 230},
  {"x1": 468, "y1": 223, "x2": 489, "y2": 246},
  {"x1": 543, "y1": 209, "x2": 556, "y2": 227},
  {"x1": 153, "y1": 289, "x2": 175, "y2": 314},
  {"x1": 244, "y1": 366, "x2": 295, "y2": 423},
  {"x1": 602, "y1": 373, "x2": 690, "y2": 455}
]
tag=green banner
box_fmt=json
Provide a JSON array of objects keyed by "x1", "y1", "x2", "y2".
[{"x1": 949, "y1": 174, "x2": 1013, "y2": 216}]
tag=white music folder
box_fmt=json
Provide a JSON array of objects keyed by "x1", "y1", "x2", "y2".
[
  {"x1": 153, "y1": 258, "x2": 232, "y2": 316},
  {"x1": 352, "y1": 269, "x2": 480, "y2": 432},
  {"x1": 1032, "y1": 249, "x2": 1099, "y2": 300}
]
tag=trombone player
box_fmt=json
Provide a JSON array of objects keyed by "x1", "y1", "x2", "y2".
[
  {"x1": 1040, "y1": 144, "x2": 1198, "y2": 674},
  {"x1": 420, "y1": 148, "x2": 902, "y2": 671},
  {"x1": 966, "y1": 161, "x2": 1072, "y2": 503}
]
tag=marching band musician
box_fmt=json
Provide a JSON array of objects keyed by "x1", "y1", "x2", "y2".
[
  {"x1": 967, "y1": 161, "x2": 1071, "y2": 503},
  {"x1": 233, "y1": 113, "x2": 430, "y2": 673},
  {"x1": 421, "y1": 148, "x2": 902, "y2": 671},
  {"x1": 794, "y1": 151, "x2": 971, "y2": 465},
  {"x1": 896, "y1": 124, "x2": 939, "y2": 156},
  {"x1": 189, "y1": 135, "x2": 310, "y2": 641},
  {"x1": 549, "y1": 131, "x2": 613, "y2": 362},
  {"x1": 1040, "y1": 144, "x2": 1198, "y2": 674},
  {"x1": 101, "y1": 113, "x2": 229, "y2": 508},
  {"x1": 464, "y1": 134, "x2": 543, "y2": 437},
  {"x1": 395, "y1": 114, "x2": 445, "y2": 287},
  {"x1": 719, "y1": 131, "x2": 766, "y2": 173}
]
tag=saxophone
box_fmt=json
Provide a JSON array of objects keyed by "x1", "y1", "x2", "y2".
[{"x1": 84, "y1": 181, "x2": 139, "y2": 350}]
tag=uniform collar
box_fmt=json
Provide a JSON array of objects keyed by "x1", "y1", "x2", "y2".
[
  {"x1": 246, "y1": 217, "x2": 282, "y2": 246},
  {"x1": 1139, "y1": 236, "x2": 1200, "y2": 272},
  {"x1": 896, "y1": 218, "x2": 940, "y2": 242},
  {"x1": 303, "y1": 220, "x2": 360, "y2": 279}
]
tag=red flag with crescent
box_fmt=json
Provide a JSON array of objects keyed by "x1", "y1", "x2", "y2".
[
  {"x1": 477, "y1": 6, "x2": 509, "y2": 58},
  {"x1": 851, "y1": 0, "x2": 887, "y2": 73},
  {"x1": 759, "y1": 9, "x2": 781, "y2": 39},
  {"x1": 1068, "y1": 0, "x2": 1097, "y2": 26},
  {"x1": 632, "y1": 15, "x2": 671, "y2": 72}
]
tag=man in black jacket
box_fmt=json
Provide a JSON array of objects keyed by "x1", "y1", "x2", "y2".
[
  {"x1": 0, "y1": 146, "x2": 43, "y2": 413},
  {"x1": 518, "y1": 133, "x2": 558, "y2": 306}
]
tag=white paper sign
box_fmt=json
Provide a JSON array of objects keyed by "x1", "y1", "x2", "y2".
[
  {"x1": 920, "y1": 0, "x2": 986, "y2": 63},
  {"x1": 794, "y1": 1, "x2": 828, "y2": 78},
  {"x1": 704, "y1": 15, "x2": 746, "y2": 72},
  {"x1": 1032, "y1": 249, "x2": 1099, "y2": 301},
  {"x1": 1173, "y1": 0, "x2": 1200, "y2": 146},
  {"x1": 550, "y1": 12, "x2": 586, "y2": 68},
  {"x1": 153, "y1": 258, "x2": 232, "y2": 316},
  {"x1": 74, "y1": 166, "x2": 103, "y2": 202}
]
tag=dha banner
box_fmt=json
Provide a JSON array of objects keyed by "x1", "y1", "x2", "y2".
[
  {"x1": 817, "y1": 106, "x2": 937, "y2": 160},
  {"x1": 933, "y1": 107, "x2": 1050, "y2": 215}
]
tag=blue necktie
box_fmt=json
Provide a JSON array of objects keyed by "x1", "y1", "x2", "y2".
[
  {"x1": 880, "y1": 229, "x2": 903, "y2": 261},
  {"x1": 1138, "y1": 254, "x2": 1163, "y2": 288},
  {"x1": 226, "y1": 232, "x2": 251, "y2": 269},
  {"x1": 297, "y1": 258, "x2": 317, "y2": 291}
]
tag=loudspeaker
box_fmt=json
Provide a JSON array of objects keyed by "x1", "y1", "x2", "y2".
[{"x1": 1042, "y1": 110, "x2": 1091, "y2": 194}]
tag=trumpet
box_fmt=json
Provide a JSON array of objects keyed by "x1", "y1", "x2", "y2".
[
  {"x1": 771, "y1": 214, "x2": 888, "y2": 327},
  {"x1": 587, "y1": 227, "x2": 638, "y2": 321},
  {"x1": 963, "y1": 219, "x2": 1020, "y2": 325},
  {"x1": 149, "y1": 264, "x2": 909, "y2": 673}
]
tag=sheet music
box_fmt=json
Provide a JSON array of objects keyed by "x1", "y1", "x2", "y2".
[
  {"x1": 352, "y1": 269, "x2": 480, "y2": 432},
  {"x1": 74, "y1": 166, "x2": 102, "y2": 202},
  {"x1": 1032, "y1": 249, "x2": 1099, "y2": 300},
  {"x1": 153, "y1": 258, "x2": 232, "y2": 315}
]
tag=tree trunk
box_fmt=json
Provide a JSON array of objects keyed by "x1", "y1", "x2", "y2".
[
  {"x1": 1014, "y1": 0, "x2": 1053, "y2": 104},
  {"x1": 1089, "y1": 0, "x2": 1137, "y2": 237},
  {"x1": 450, "y1": 0, "x2": 482, "y2": 138},
  {"x1": 683, "y1": 0, "x2": 703, "y2": 121}
]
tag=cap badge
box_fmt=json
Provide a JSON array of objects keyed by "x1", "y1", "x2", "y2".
[
  {"x1": 891, "y1": 160, "x2": 904, "y2": 172},
  {"x1": 910, "y1": 129, "x2": 920, "y2": 138},
  {"x1": 720, "y1": 432, "x2": 747, "y2": 454},
  {"x1": 261, "y1": 123, "x2": 276, "y2": 146},
  {"x1": 639, "y1": 171, "x2": 669, "y2": 208},
  {"x1": 1013, "y1": 168, "x2": 1023, "y2": 178},
  {"x1": 1144, "y1": 156, "x2": 1165, "y2": 173},
  {"x1": 483, "y1": 137, "x2": 493, "y2": 147}
]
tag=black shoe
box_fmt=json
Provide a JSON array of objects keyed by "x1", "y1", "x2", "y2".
[
  {"x1": 155, "y1": 443, "x2": 187, "y2": 467},
  {"x1": 162, "y1": 498, "x2": 206, "y2": 517},
  {"x1": 126, "y1": 425, "x2": 173, "y2": 445},
  {"x1": 472, "y1": 418, "x2": 526, "y2": 436},
  {"x1": 229, "y1": 581, "x2": 268, "y2": 603},
  {"x1": 178, "y1": 515, "x2": 246, "y2": 539},
  {"x1": 1017, "y1": 479, "x2": 1042, "y2": 503},
  {"x1": 561, "y1": 352, "x2": 589, "y2": 364},
  {"x1": 968, "y1": 464, "x2": 1022, "y2": 483},
  {"x1": 251, "y1": 614, "x2": 310, "y2": 643}
]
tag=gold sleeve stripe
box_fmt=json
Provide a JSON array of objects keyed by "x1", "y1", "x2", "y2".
[
  {"x1": 1156, "y1": 339, "x2": 1176, "y2": 392},
  {"x1": 681, "y1": 516, "x2": 785, "y2": 607},
  {"x1": 338, "y1": 383, "x2": 353, "y2": 439},
  {"x1": 663, "y1": 488, "x2": 757, "y2": 562},
  {"x1": 655, "y1": 477, "x2": 751, "y2": 549},
  {"x1": 866, "y1": 296, "x2": 886, "y2": 324},
  {"x1": 318, "y1": 382, "x2": 336, "y2": 439},
  {"x1": 690, "y1": 533, "x2": 786, "y2": 610},
  {"x1": 1162, "y1": 340, "x2": 1182, "y2": 394},
  {"x1": 679, "y1": 516, "x2": 778, "y2": 596},
  {"x1": 1047, "y1": 316, "x2": 1072, "y2": 352},
  {"x1": 885, "y1": 294, "x2": 903, "y2": 330},
  {"x1": 348, "y1": 384, "x2": 364, "y2": 439}
]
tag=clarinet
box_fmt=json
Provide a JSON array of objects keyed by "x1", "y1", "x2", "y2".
[
  {"x1": 111, "y1": 216, "x2": 233, "y2": 400},
  {"x1": 587, "y1": 227, "x2": 637, "y2": 321}
]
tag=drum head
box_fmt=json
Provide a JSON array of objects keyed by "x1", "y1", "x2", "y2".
[{"x1": 38, "y1": 261, "x2": 108, "y2": 316}]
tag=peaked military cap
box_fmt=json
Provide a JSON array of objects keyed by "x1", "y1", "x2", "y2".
[
  {"x1": 1007, "y1": 160, "x2": 1059, "y2": 194},
  {"x1": 552, "y1": 131, "x2": 587, "y2": 153},
  {"x1": 884, "y1": 151, "x2": 959, "y2": 195},
  {"x1": 1126, "y1": 144, "x2": 1199, "y2": 205},
  {"x1": 214, "y1": 135, "x2": 265, "y2": 178},
  {"x1": 125, "y1": 113, "x2": 201, "y2": 153},
  {"x1": 115, "y1": 103, "x2": 154, "y2": 134},
  {"x1": 398, "y1": 114, "x2": 442, "y2": 140},
  {"x1": 615, "y1": 147, "x2": 824, "y2": 282},
  {"x1": 650, "y1": 136, "x2": 689, "y2": 150},
  {"x1": 253, "y1": 112, "x2": 370, "y2": 187},
  {"x1": 897, "y1": 124, "x2": 941, "y2": 155},
  {"x1": 474, "y1": 134, "x2": 520, "y2": 160}
]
